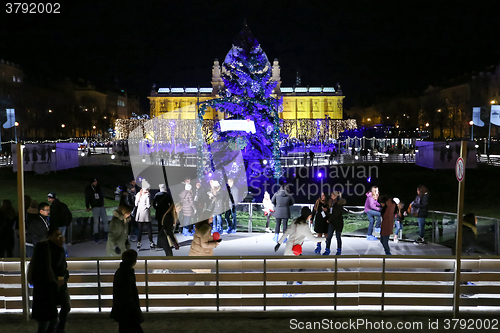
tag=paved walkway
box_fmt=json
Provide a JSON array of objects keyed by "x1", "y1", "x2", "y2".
[{"x1": 67, "y1": 231, "x2": 451, "y2": 258}]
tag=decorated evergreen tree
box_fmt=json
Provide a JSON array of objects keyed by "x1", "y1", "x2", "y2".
[{"x1": 198, "y1": 23, "x2": 285, "y2": 180}]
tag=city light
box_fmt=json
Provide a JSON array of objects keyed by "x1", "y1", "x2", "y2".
[
  {"x1": 48, "y1": 110, "x2": 52, "y2": 113},
  {"x1": 437, "y1": 109, "x2": 441, "y2": 113},
  {"x1": 425, "y1": 122, "x2": 429, "y2": 127},
  {"x1": 262, "y1": 159, "x2": 268, "y2": 165},
  {"x1": 293, "y1": 159, "x2": 298, "y2": 164},
  {"x1": 80, "y1": 152, "x2": 85, "y2": 157},
  {"x1": 61, "y1": 124, "x2": 65, "y2": 128},
  {"x1": 469, "y1": 120, "x2": 474, "y2": 126},
  {"x1": 14, "y1": 122, "x2": 19, "y2": 127},
  {"x1": 111, "y1": 154, "x2": 116, "y2": 160}
]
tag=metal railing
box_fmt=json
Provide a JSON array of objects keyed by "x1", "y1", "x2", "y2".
[{"x1": 2, "y1": 256, "x2": 500, "y2": 314}]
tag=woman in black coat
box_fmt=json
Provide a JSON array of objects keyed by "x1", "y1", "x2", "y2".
[
  {"x1": 324, "y1": 191, "x2": 346, "y2": 256},
  {"x1": 111, "y1": 249, "x2": 144, "y2": 333}
]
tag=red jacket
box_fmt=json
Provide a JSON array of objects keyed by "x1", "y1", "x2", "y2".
[{"x1": 381, "y1": 200, "x2": 396, "y2": 236}]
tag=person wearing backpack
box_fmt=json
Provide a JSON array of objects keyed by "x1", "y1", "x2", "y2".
[{"x1": 47, "y1": 193, "x2": 72, "y2": 257}]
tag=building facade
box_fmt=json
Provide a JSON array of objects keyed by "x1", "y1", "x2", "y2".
[{"x1": 148, "y1": 59, "x2": 355, "y2": 140}]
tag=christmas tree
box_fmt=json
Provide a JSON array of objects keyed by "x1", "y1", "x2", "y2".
[{"x1": 198, "y1": 23, "x2": 285, "y2": 180}]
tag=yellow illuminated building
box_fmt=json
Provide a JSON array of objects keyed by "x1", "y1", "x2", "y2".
[{"x1": 147, "y1": 59, "x2": 354, "y2": 140}]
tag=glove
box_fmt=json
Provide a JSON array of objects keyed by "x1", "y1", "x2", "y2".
[
  {"x1": 174, "y1": 244, "x2": 180, "y2": 250},
  {"x1": 115, "y1": 246, "x2": 121, "y2": 255},
  {"x1": 274, "y1": 243, "x2": 280, "y2": 252}
]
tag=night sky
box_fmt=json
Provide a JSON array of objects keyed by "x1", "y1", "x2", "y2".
[{"x1": 2, "y1": 0, "x2": 500, "y2": 109}]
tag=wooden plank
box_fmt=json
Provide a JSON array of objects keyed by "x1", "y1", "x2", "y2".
[
  {"x1": 461, "y1": 272, "x2": 500, "y2": 281},
  {"x1": 146, "y1": 273, "x2": 215, "y2": 282},
  {"x1": 385, "y1": 272, "x2": 454, "y2": 281},
  {"x1": 265, "y1": 297, "x2": 338, "y2": 306},
  {"x1": 385, "y1": 258, "x2": 454, "y2": 270},
  {"x1": 3, "y1": 288, "x2": 22, "y2": 296},
  {"x1": 3, "y1": 275, "x2": 21, "y2": 284},
  {"x1": 265, "y1": 272, "x2": 334, "y2": 282},
  {"x1": 266, "y1": 259, "x2": 336, "y2": 270},
  {"x1": 145, "y1": 260, "x2": 216, "y2": 271},
  {"x1": 359, "y1": 272, "x2": 383, "y2": 281},
  {"x1": 66, "y1": 275, "x2": 99, "y2": 283},
  {"x1": 148, "y1": 298, "x2": 216, "y2": 307},
  {"x1": 383, "y1": 298, "x2": 453, "y2": 306},
  {"x1": 67, "y1": 261, "x2": 100, "y2": 271}
]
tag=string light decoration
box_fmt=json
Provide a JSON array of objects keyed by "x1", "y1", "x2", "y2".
[{"x1": 197, "y1": 23, "x2": 285, "y2": 181}]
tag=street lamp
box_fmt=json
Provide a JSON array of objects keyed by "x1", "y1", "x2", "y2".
[{"x1": 470, "y1": 120, "x2": 474, "y2": 141}]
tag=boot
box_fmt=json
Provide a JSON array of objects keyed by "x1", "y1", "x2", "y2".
[
  {"x1": 137, "y1": 242, "x2": 141, "y2": 249},
  {"x1": 336, "y1": 248, "x2": 341, "y2": 255},
  {"x1": 150, "y1": 241, "x2": 157, "y2": 250},
  {"x1": 273, "y1": 233, "x2": 279, "y2": 243},
  {"x1": 322, "y1": 248, "x2": 330, "y2": 256},
  {"x1": 314, "y1": 243, "x2": 321, "y2": 254}
]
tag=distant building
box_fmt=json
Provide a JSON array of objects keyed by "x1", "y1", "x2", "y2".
[{"x1": 148, "y1": 57, "x2": 355, "y2": 140}]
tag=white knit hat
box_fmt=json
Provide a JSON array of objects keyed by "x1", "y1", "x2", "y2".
[
  {"x1": 142, "y1": 179, "x2": 150, "y2": 190},
  {"x1": 212, "y1": 180, "x2": 220, "y2": 188},
  {"x1": 185, "y1": 184, "x2": 192, "y2": 191},
  {"x1": 159, "y1": 184, "x2": 166, "y2": 192},
  {"x1": 393, "y1": 197, "x2": 400, "y2": 205}
]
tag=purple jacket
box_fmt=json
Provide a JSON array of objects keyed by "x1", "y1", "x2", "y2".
[{"x1": 364, "y1": 192, "x2": 381, "y2": 212}]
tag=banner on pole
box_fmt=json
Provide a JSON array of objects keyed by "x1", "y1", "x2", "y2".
[
  {"x1": 491, "y1": 105, "x2": 500, "y2": 126},
  {"x1": 472, "y1": 107, "x2": 484, "y2": 127},
  {"x1": 3, "y1": 109, "x2": 15, "y2": 128}
]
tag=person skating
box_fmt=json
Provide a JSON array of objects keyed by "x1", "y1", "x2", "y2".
[
  {"x1": 135, "y1": 180, "x2": 154, "y2": 250},
  {"x1": 157, "y1": 203, "x2": 180, "y2": 256},
  {"x1": 409, "y1": 185, "x2": 430, "y2": 244},
  {"x1": 364, "y1": 186, "x2": 381, "y2": 240},
  {"x1": 379, "y1": 195, "x2": 396, "y2": 255},
  {"x1": 106, "y1": 205, "x2": 133, "y2": 257},
  {"x1": 262, "y1": 191, "x2": 274, "y2": 233},
  {"x1": 311, "y1": 192, "x2": 329, "y2": 254},
  {"x1": 323, "y1": 191, "x2": 346, "y2": 255},
  {"x1": 271, "y1": 184, "x2": 295, "y2": 243}
]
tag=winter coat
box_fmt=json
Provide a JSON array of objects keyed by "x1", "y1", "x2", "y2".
[
  {"x1": 189, "y1": 223, "x2": 218, "y2": 272},
  {"x1": 180, "y1": 190, "x2": 196, "y2": 217},
  {"x1": 30, "y1": 240, "x2": 69, "y2": 322},
  {"x1": 262, "y1": 198, "x2": 274, "y2": 214},
  {"x1": 106, "y1": 210, "x2": 131, "y2": 256},
  {"x1": 211, "y1": 190, "x2": 226, "y2": 216},
  {"x1": 380, "y1": 199, "x2": 396, "y2": 236},
  {"x1": 26, "y1": 214, "x2": 49, "y2": 246},
  {"x1": 85, "y1": 184, "x2": 105, "y2": 209},
  {"x1": 135, "y1": 191, "x2": 151, "y2": 222},
  {"x1": 152, "y1": 191, "x2": 173, "y2": 221},
  {"x1": 327, "y1": 199, "x2": 347, "y2": 232},
  {"x1": 271, "y1": 189, "x2": 295, "y2": 219},
  {"x1": 278, "y1": 219, "x2": 326, "y2": 256},
  {"x1": 49, "y1": 198, "x2": 73, "y2": 228},
  {"x1": 110, "y1": 262, "x2": 144, "y2": 324},
  {"x1": 412, "y1": 192, "x2": 429, "y2": 218},
  {"x1": 312, "y1": 200, "x2": 329, "y2": 234},
  {"x1": 364, "y1": 192, "x2": 381, "y2": 213},
  {"x1": 0, "y1": 211, "x2": 16, "y2": 248}
]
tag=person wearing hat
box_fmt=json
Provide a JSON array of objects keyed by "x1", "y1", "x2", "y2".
[
  {"x1": 393, "y1": 198, "x2": 405, "y2": 243},
  {"x1": 135, "y1": 180, "x2": 154, "y2": 250},
  {"x1": 323, "y1": 191, "x2": 347, "y2": 256},
  {"x1": 274, "y1": 206, "x2": 326, "y2": 286},
  {"x1": 271, "y1": 184, "x2": 295, "y2": 243},
  {"x1": 47, "y1": 192, "x2": 72, "y2": 256},
  {"x1": 85, "y1": 178, "x2": 108, "y2": 243}
]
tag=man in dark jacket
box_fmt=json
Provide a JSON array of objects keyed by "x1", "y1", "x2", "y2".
[
  {"x1": 26, "y1": 202, "x2": 50, "y2": 258},
  {"x1": 271, "y1": 184, "x2": 295, "y2": 242},
  {"x1": 85, "y1": 178, "x2": 109, "y2": 243},
  {"x1": 47, "y1": 192, "x2": 72, "y2": 256},
  {"x1": 29, "y1": 227, "x2": 71, "y2": 333},
  {"x1": 111, "y1": 249, "x2": 144, "y2": 333}
]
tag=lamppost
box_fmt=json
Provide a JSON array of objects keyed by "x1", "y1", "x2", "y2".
[
  {"x1": 469, "y1": 120, "x2": 474, "y2": 141},
  {"x1": 488, "y1": 100, "x2": 497, "y2": 151}
]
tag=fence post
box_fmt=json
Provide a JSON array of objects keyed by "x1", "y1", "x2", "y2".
[
  {"x1": 97, "y1": 259, "x2": 102, "y2": 312},
  {"x1": 216, "y1": 259, "x2": 220, "y2": 312},
  {"x1": 334, "y1": 257, "x2": 338, "y2": 310},
  {"x1": 381, "y1": 257, "x2": 387, "y2": 311},
  {"x1": 248, "y1": 203, "x2": 253, "y2": 233},
  {"x1": 145, "y1": 260, "x2": 149, "y2": 312},
  {"x1": 263, "y1": 259, "x2": 267, "y2": 312}
]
